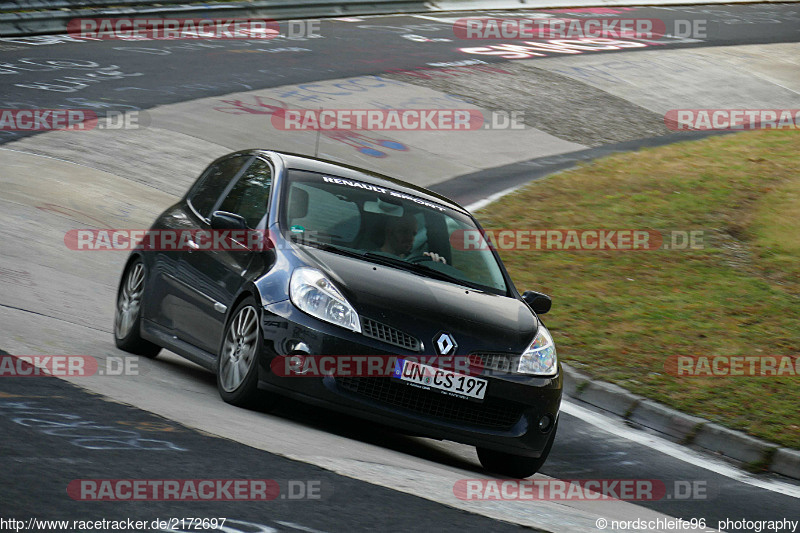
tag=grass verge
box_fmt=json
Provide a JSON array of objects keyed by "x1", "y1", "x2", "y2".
[{"x1": 477, "y1": 129, "x2": 800, "y2": 448}]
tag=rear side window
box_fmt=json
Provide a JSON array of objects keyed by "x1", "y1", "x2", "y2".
[
  {"x1": 188, "y1": 155, "x2": 250, "y2": 219},
  {"x1": 218, "y1": 158, "x2": 273, "y2": 228}
]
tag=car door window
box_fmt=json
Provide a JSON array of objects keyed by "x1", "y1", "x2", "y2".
[
  {"x1": 217, "y1": 158, "x2": 273, "y2": 229},
  {"x1": 188, "y1": 155, "x2": 251, "y2": 219}
]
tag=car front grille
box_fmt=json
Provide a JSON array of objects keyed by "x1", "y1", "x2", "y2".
[
  {"x1": 469, "y1": 353, "x2": 519, "y2": 374},
  {"x1": 361, "y1": 317, "x2": 421, "y2": 351},
  {"x1": 336, "y1": 377, "x2": 524, "y2": 430}
]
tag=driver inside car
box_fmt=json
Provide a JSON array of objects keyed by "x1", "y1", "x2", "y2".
[{"x1": 381, "y1": 213, "x2": 446, "y2": 263}]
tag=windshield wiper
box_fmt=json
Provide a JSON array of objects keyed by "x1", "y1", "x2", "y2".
[{"x1": 362, "y1": 252, "x2": 480, "y2": 290}]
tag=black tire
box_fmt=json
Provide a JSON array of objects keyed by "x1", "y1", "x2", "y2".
[
  {"x1": 113, "y1": 258, "x2": 161, "y2": 358},
  {"x1": 216, "y1": 297, "x2": 278, "y2": 411},
  {"x1": 477, "y1": 420, "x2": 558, "y2": 478}
]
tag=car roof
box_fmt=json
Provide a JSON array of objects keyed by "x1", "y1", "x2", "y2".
[{"x1": 247, "y1": 149, "x2": 468, "y2": 215}]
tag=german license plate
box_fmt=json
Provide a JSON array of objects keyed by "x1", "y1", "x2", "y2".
[{"x1": 392, "y1": 359, "x2": 487, "y2": 400}]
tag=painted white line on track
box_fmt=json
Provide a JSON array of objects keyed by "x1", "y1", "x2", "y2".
[
  {"x1": 465, "y1": 184, "x2": 524, "y2": 212},
  {"x1": 562, "y1": 400, "x2": 800, "y2": 499}
]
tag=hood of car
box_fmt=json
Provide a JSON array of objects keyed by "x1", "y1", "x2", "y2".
[{"x1": 297, "y1": 246, "x2": 538, "y2": 355}]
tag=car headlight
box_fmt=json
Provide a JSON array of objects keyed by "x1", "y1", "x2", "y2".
[
  {"x1": 517, "y1": 325, "x2": 558, "y2": 376},
  {"x1": 290, "y1": 267, "x2": 361, "y2": 333}
]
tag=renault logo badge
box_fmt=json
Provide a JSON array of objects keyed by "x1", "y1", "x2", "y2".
[{"x1": 435, "y1": 332, "x2": 457, "y2": 355}]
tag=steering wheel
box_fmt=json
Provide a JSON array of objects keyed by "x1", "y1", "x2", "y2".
[
  {"x1": 408, "y1": 252, "x2": 449, "y2": 264},
  {"x1": 405, "y1": 253, "x2": 430, "y2": 264}
]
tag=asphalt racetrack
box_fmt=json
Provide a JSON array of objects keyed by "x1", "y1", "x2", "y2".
[{"x1": 1, "y1": 4, "x2": 799, "y2": 532}]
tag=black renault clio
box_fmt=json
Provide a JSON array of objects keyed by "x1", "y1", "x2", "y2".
[{"x1": 114, "y1": 149, "x2": 562, "y2": 478}]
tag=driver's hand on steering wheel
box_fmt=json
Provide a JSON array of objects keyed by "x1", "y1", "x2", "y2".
[{"x1": 423, "y1": 251, "x2": 447, "y2": 264}]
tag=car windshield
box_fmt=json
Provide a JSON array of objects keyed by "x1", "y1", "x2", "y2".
[{"x1": 281, "y1": 170, "x2": 508, "y2": 295}]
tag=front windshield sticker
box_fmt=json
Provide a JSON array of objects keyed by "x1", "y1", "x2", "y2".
[{"x1": 321, "y1": 176, "x2": 446, "y2": 212}]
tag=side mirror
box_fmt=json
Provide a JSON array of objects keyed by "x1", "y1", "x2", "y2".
[
  {"x1": 210, "y1": 211, "x2": 247, "y2": 231},
  {"x1": 522, "y1": 290, "x2": 552, "y2": 315}
]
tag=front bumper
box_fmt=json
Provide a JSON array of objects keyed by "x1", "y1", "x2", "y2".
[{"x1": 257, "y1": 300, "x2": 562, "y2": 457}]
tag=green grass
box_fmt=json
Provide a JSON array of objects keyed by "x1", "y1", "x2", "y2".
[{"x1": 477, "y1": 129, "x2": 800, "y2": 448}]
